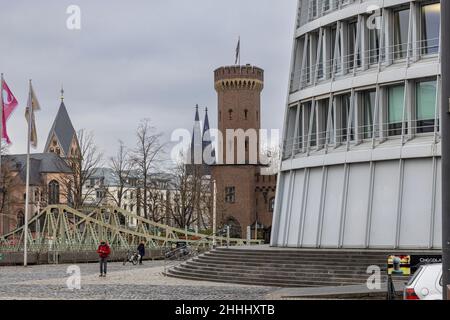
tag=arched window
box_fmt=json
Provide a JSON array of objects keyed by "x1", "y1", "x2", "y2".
[
  {"x1": 244, "y1": 109, "x2": 248, "y2": 120},
  {"x1": 228, "y1": 109, "x2": 233, "y2": 120},
  {"x1": 48, "y1": 180, "x2": 60, "y2": 204},
  {"x1": 17, "y1": 211, "x2": 25, "y2": 228}
]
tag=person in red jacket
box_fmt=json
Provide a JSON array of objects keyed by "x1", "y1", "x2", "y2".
[{"x1": 97, "y1": 240, "x2": 111, "y2": 277}]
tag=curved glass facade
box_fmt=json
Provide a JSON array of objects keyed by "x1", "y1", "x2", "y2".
[{"x1": 272, "y1": 0, "x2": 442, "y2": 249}]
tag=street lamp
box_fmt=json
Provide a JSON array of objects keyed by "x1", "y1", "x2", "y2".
[{"x1": 441, "y1": 0, "x2": 450, "y2": 300}]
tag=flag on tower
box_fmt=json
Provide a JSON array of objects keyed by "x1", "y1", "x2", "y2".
[
  {"x1": 1, "y1": 75, "x2": 18, "y2": 144},
  {"x1": 235, "y1": 37, "x2": 240, "y2": 65},
  {"x1": 25, "y1": 81, "x2": 40, "y2": 148}
]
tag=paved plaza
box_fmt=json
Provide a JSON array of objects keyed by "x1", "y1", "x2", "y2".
[{"x1": 0, "y1": 261, "x2": 276, "y2": 300}]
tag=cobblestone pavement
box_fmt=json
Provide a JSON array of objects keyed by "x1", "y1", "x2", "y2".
[{"x1": 0, "y1": 261, "x2": 276, "y2": 300}]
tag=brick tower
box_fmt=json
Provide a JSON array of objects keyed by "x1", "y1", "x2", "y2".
[{"x1": 211, "y1": 64, "x2": 275, "y2": 240}]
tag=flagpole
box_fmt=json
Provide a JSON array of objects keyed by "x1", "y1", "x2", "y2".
[
  {"x1": 24, "y1": 79, "x2": 33, "y2": 267},
  {"x1": 239, "y1": 36, "x2": 241, "y2": 66}
]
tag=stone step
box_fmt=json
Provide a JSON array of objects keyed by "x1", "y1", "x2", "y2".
[
  {"x1": 213, "y1": 249, "x2": 390, "y2": 258},
  {"x1": 167, "y1": 269, "x2": 364, "y2": 287},
  {"x1": 189, "y1": 259, "x2": 387, "y2": 270},
  {"x1": 173, "y1": 264, "x2": 376, "y2": 280},
  {"x1": 166, "y1": 248, "x2": 406, "y2": 288},
  {"x1": 195, "y1": 256, "x2": 386, "y2": 267},
  {"x1": 166, "y1": 271, "x2": 318, "y2": 288},
  {"x1": 183, "y1": 262, "x2": 387, "y2": 276},
  {"x1": 174, "y1": 268, "x2": 378, "y2": 283}
]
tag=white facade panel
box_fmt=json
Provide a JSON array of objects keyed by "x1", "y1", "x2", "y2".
[
  {"x1": 399, "y1": 159, "x2": 433, "y2": 248},
  {"x1": 369, "y1": 161, "x2": 400, "y2": 248},
  {"x1": 287, "y1": 170, "x2": 305, "y2": 246},
  {"x1": 434, "y1": 159, "x2": 442, "y2": 248},
  {"x1": 342, "y1": 163, "x2": 371, "y2": 248},
  {"x1": 276, "y1": 172, "x2": 292, "y2": 245},
  {"x1": 301, "y1": 168, "x2": 323, "y2": 247},
  {"x1": 320, "y1": 166, "x2": 345, "y2": 247}
]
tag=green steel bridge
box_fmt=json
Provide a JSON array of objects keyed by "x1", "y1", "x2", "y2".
[{"x1": 0, "y1": 205, "x2": 262, "y2": 253}]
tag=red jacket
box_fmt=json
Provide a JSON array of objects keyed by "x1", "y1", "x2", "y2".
[{"x1": 97, "y1": 244, "x2": 111, "y2": 258}]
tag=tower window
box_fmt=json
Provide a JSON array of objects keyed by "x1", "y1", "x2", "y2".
[
  {"x1": 225, "y1": 187, "x2": 236, "y2": 203},
  {"x1": 228, "y1": 109, "x2": 233, "y2": 120},
  {"x1": 244, "y1": 109, "x2": 248, "y2": 120}
]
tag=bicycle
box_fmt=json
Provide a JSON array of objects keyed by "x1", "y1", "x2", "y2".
[{"x1": 123, "y1": 250, "x2": 140, "y2": 265}]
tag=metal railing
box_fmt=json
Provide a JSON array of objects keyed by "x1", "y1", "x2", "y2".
[
  {"x1": 290, "y1": 38, "x2": 440, "y2": 93},
  {"x1": 283, "y1": 122, "x2": 439, "y2": 159}
]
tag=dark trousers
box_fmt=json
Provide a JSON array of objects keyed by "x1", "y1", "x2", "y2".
[
  {"x1": 139, "y1": 253, "x2": 144, "y2": 264},
  {"x1": 100, "y1": 257, "x2": 108, "y2": 274}
]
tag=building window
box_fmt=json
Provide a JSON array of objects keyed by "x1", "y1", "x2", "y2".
[
  {"x1": 347, "y1": 20, "x2": 358, "y2": 70},
  {"x1": 17, "y1": 211, "x2": 25, "y2": 228},
  {"x1": 339, "y1": 94, "x2": 354, "y2": 142},
  {"x1": 421, "y1": 3, "x2": 440, "y2": 55},
  {"x1": 269, "y1": 197, "x2": 275, "y2": 212},
  {"x1": 317, "y1": 29, "x2": 325, "y2": 79},
  {"x1": 96, "y1": 190, "x2": 105, "y2": 200},
  {"x1": 228, "y1": 109, "x2": 233, "y2": 120},
  {"x1": 416, "y1": 80, "x2": 437, "y2": 133},
  {"x1": 362, "y1": 90, "x2": 376, "y2": 139},
  {"x1": 48, "y1": 180, "x2": 60, "y2": 205},
  {"x1": 368, "y1": 23, "x2": 380, "y2": 65},
  {"x1": 244, "y1": 109, "x2": 248, "y2": 120},
  {"x1": 393, "y1": 8, "x2": 410, "y2": 60},
  {"x1": 225, "y1": 187, "x2": 236, "y2": 203},
  {"x1": 387, "y1": 85, "x2": 405, "y2": 137},
  {"x1": 309, "y1": 0, "x2": 318, "y2": 20}
]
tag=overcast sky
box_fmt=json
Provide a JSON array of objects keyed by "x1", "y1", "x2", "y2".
[{"x1": 1, "y1": 0, "x2": 297, "y2": 161}]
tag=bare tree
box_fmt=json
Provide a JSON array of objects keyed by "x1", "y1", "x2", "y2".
[
  {"x1": 131, "y1": 119, "x2": 165, "y2": 219},
  {"x1": 61, "y1": 129, "x2": 103, "y2": 209},
  {"x1": 0, "y1": 159, "x2": 21, "y2": 234},
  {"x1": 166, "y1": 153, "x2": 213, "y2": 230},
  {"x1": 107, "y1": 140, "x2": 132, "y2": 208}
]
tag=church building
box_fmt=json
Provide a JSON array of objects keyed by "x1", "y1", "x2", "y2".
[{"x1": 0, "y1": 91, "x2": 79, "y2": 234}]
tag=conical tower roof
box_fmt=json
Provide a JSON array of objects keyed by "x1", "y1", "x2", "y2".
[{"x1": 44, "y1": 98, "x2": 78, "y2": 157}]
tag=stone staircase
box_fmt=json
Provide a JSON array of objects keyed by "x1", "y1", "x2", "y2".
[{"x1": 166, "y1": 247, "x2": 399, "y2": 288}]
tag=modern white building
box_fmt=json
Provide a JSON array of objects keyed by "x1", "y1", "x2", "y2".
[{"x1": 271, "y1": 0, "x2": 442, "y2": 249}]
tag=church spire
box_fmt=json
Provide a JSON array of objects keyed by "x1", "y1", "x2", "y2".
[{"x1": 60, "y1": 85, "x2": 64, "y2": 102}]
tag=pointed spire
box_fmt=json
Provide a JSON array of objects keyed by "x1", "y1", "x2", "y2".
[
  {"x1": 60, "y1": 84, "x2": 64, "y2": 102},
  {"x1": 194, "y1": 104, "x2": 200, "y2": 121},
  {"x1": 203, "y1": 107, "x2": 210, "y2": 134}
]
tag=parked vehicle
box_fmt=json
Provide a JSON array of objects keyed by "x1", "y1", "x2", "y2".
[{"x1": 404, "y1": 263, "x2": 443, "y2": 300}]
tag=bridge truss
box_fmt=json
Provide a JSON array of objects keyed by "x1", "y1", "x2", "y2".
[{"x1": 0, "y1": 205, "x2": 262, "y2": 252}]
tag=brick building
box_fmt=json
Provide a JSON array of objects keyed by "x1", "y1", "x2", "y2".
[{"x1": 210, "y1": 64, "x2": 277, "y2": 242}]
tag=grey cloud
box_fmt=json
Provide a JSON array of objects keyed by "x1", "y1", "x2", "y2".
[{"x1": 1, "y1": 0, "x2": 297, "y2": 160}]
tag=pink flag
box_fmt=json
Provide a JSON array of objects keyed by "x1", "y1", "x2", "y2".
[
  {"x1": 1, "y1": 79, "x2": 18, "y2": 144},
  {"x1": 2, "y1": 80, "x2": 18, "y2": 120}
]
